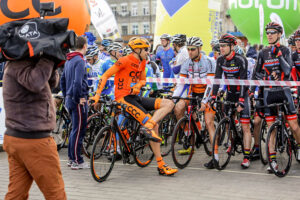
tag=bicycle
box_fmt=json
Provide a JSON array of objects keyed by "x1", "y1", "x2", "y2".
[
  {"x1": 171, "y1": 96, "x2": 212, "y2": 169},
  {"x1": 212, "y1": 100, "x2": 244, "y2": 170},
  {"x1": 265, "y1": 101, "x2": 300, "y2": 177},
  {"x1": 90, "y1": 100, "x2": 154, "y2": 182},
  {"x1": 51, "y1": 94, "x2": 71, "y2": 151},
  {"x1": 82, "y1": 95, "x2": 112, "y2": 158}
]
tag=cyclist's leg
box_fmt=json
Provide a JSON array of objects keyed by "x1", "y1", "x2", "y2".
[
  {"x1": 118, "y1": 95, "x2": 162, "y2": 142},
  {"x1": 174, "y1": 99, "x2": 186, "y2": 121},
  {"x1": 252, "y1": 113, "x2": 262, "y2": 158},
  {"x1": 240, "y1": 93, "x2": 251, "y2": 167},
  {"x1": 264, "y1": 90, "x2": 277, "y2": 167},
  {"x1": 205, "y1": 106, "x2": 216, "y2": 145}
]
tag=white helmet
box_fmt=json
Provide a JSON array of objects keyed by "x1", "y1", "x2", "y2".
[
  {"x1": 107, "y1": 42, "x2": 123, "y2": 53},
  {"x1": 186, "y1": 37, "x2": 203, "y2": 47}
]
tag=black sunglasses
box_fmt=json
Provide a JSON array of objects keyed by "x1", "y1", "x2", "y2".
[
  {"x1": 266, "y1": 30, "x2": 278, "y2": 35},
  {"x1": 143, "y1": 47, "x2": 149, "y2": 52},
  {"x1": 295, "y1": 38, "x2": 300, "y2": 41},
  {"x1": 187, "y1": 47, "x2": 197, "y2": 51}
]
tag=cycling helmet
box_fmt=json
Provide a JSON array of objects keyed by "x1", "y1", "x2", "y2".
[
  {"x1": 86, "y1": 45, "x2": 99, "y2": 57},
  {"x1": 234, "y1": 46, "x2": 244, "y2": 55},
  {"x1": 128, "y1": 37, "x2": 150, "y2": 49},
  {"x1": 288, "y1": 35, "x2": 296, "y2": 46},
  {"x1": 219, "y1": 33, "x2": 237, "y2": 45},
  {"x1": 265, "y1": 22, "x2": 283, "y2": 34},
  {"x1": 210, "y1": 38, "x2": 219, "y2": 46},
  {"x1": 160, "y1": 34, "x2": 171, "y2": 40},
  {"x1": 171, "y1": 34, "x2": 186, "y2": 44},
  {"x1": 101, "y1": 39, "x2": 112, "y2": 47},
  {"x1": 107, "y1": 42, "x2": 123, "y2": 53},
  {"x1": 212, "y1": 44, "x2": 220, "y2": 52},
  {"x1": 294, "y1": 29, "x2": 300, "y2": 39},
  {"x1": 186, "y1": 37, "x2": 203, "y2": 47},
  {"x1": 123, "y1": 46, "x2": 132, "y2": 56}
]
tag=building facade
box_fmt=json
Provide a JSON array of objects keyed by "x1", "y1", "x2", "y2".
[{"x1": 105, "y1": 0, "x2": 157, "y2": 42}]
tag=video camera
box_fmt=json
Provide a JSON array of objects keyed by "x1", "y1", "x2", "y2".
[{"x1": 40, "y1": 2, "x2": 55, "y2": 18}]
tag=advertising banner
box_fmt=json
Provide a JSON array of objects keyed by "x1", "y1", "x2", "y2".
[
  {"x1": 88, "y1": 0, "x2": 121, "y2": 39},
  {"x1": 228, "y1": 0, "x2": 300, "y2": 45},
  {"x1": 154, "y1": 0, "x2": 222, "y2": 54}
]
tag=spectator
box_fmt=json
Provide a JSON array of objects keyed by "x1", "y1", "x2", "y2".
[
  {"x1": 246, "y1": 44, "x2": 258, "y2": 60},
  {"x1": 60, "y1": 36, "x2": 90, "y2": 170},
  {"x1": 3, "y1": 54, "x2": 66, "y2": 198}
]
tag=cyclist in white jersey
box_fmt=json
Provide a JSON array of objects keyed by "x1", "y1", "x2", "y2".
[
  {"x1": 86, "y1": 45, "x2": 102, "y2": 91},
  {"x1": 170, "y1": 34, "x2": 189, "y2": 78},
  {"x1": 172, "y1": 37, "x2": 217, "y2": 158}
]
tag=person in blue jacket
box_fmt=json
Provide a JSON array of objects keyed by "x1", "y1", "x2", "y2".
[
  {"x1": 60, "y1": 36, "x2": 89, "y2": 170},
  {"x1": 156, "y1": 34, "x2": 175, "y2": 87}
]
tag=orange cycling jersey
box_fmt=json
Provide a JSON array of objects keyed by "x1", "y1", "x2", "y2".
[{"x1": 95, "y1": 53, "x2": 146, "y2": 101}]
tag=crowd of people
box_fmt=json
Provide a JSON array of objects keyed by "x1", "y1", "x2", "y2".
[{"x1": 2, "y1": 20, "x2": 300, "y2": 199}]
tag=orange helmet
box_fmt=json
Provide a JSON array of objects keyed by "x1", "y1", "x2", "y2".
[{"x1": 128, "y1": 37, "x2": 150, "y2": 49}]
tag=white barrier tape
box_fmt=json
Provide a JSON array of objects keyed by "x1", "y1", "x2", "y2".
[{"x1": 88, "y1": 77, "x2": 300, "y2": 87}]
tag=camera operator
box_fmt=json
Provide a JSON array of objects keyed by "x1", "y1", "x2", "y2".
[{"x1": 2, "y1": 54, "x2": 66, "y2": 199}]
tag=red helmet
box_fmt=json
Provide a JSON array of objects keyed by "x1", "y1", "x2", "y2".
[
  {"x1": 265, "y1": 22, "x2": 283, "y2": 34},
  {"x1": 294, "y1": 29, "x2": 300, "y2": 39},
  {"x1": 219, "y1": 33, "x2": 237, "y2": 45}
]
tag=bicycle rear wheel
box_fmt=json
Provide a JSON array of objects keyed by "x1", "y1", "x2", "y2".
[
  {"x1": 259, "y1": 119, "x2": 268, "y2": 165},
  {"x1": 83, "y1": 113, "x2": 103, "y2": 158},
  {"x1": 212, "y1": 117, "x2": 233, "y2": 170},
  {"x1": 171, "y1": 116, "x2": 195, "y2": 169},
  {"x1": 159, "y1": 113, "x2": 177, "y2": 157},
  {"x1": 133, "y1": 127, "x2": 154, "y2": 168},
  {"x1": 90, "y1": 126, "x2": 116, "y2": 182},
  {"x1": 266, "y1": 122, "x2": 292, "y2": 177}
]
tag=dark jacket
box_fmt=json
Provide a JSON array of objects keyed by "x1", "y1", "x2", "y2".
[
  {"x1": 3, "y1": 57, "x2": 58, "y2": 138},
  {"x1": 60, "y1": 52, "x2": 88, "y2": 106}
]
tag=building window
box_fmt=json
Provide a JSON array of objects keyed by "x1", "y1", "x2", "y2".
[
  {"x1": 111, "y1": 4, "x2": 117, "y2": 16},
  {"x1": 121, "y1": 4, "x2": 128, "y2": 14},
  {"x1": 122, "y1": 25, "x2": 128, "y2": 35},
  {"x1": 131, "y1": 3, "x2": 138, "y2": 16},
  {"x1": 143, "y1": 24, "x2": 150, "y2": 34},
  {"x1": 143, "y1": 3, "x2": 150, "y2": 15},
  {"x1": 132, "y1": 24, "x2": 139, "y2": 35}
]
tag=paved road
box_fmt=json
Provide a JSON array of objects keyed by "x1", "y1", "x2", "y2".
[{"x1": 1, "y1": 146, "x2": 300, "y2": 200}]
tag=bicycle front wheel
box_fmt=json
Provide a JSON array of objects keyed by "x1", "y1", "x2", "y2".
[
  {"x1": 266, "y1": 122, "x2": 292, "y2": 177},
  {"x1": 171, "y1": 116, "x2": 195, "y2": 169},
  {"x1": 259, "y1": 119, "x2": 268, "y2": 165},
  {"x1": 212, "y1": 117, "x2": 233, "y2": 170},
  {"x1": 90, "y1": 126, "x2": 116, "y2": 182}
]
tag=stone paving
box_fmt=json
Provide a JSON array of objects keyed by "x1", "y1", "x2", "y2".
[{"x1": 1, "y1": 146, "x2": 300, "y2": 200}]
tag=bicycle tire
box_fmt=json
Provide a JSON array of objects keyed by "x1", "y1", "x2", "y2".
[
  {"x1": 83, "y1": 113, "x2": 103, "y2": 158},
  {"x1": 133, "y1": 126, "x2": 154, "y2": 168},
  {"x1": 159, "y1": 113, "x2": 177, "y2": 157},
  {"x1": 212, "y1": 117, "x2": 233, "y2": 170},
  {"x1": 171, "y1": 116, "x2": 195, "y2": 169},
  {"x1": 52, "y1": 113, "x2": 71, "y2": 151},
  {"x1": 259, "y1": 119, "x2": 268, "y2": 165},
  {"x1": 90, "y1": 126, "x2": 116, "y2": 182},
  {"x1": 266, "y1": 122, "x2": 292, "y2": 177}
]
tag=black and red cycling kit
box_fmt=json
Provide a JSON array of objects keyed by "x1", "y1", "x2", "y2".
[
  {"x1": 252, "y1": 45, "x2": 296, "y2": 122},
  {"x1": 212, "y1": 51, "x2": 250, "y2": 123},
  {"x1": 291, "y1": 50, "x2": 300, "y2": 87}
]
